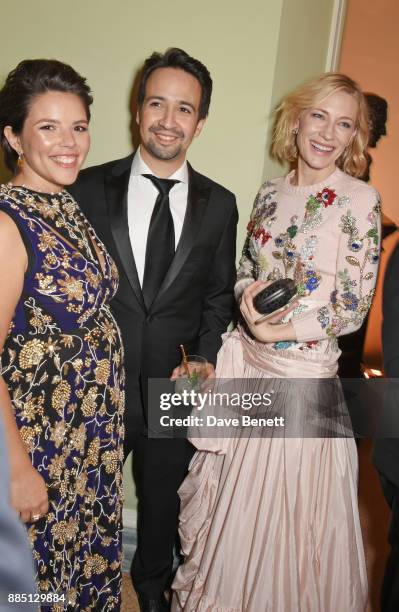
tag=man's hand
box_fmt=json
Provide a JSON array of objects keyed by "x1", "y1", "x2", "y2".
[{"x1": 170, "y1": 362, "x2": 215, "y2": 381}]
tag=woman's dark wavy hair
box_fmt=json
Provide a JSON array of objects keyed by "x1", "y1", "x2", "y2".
[
  {"x1": 0, "y1": 59, "x2": 93, "y2": 172},
  {"x1": 137, "y1": 48, "x2": 212, "y2": 120}
]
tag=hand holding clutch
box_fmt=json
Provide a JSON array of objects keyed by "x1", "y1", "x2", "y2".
[
  {"x1": 240, "y1": 280, "x2": 298, "y2": 343},
  {"x1": 252, "y1": 278, "x2": 298, "y2": 325}
]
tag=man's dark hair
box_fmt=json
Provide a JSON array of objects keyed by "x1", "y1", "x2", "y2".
[
  {"x1": 137, "y1": 48, "x2": 212, "y2": 120},
  {"x1": 0, "y1": 59, "x2": 93, "y2": 172},
  {"x1": 364, "y1": 92, "x2": 388, "y2": 148}
]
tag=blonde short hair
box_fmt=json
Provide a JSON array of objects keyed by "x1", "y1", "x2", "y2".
[{"x1": 270, "y1": 73, "x2": 369, "y2": 178}]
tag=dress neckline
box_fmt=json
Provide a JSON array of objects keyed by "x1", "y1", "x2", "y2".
[
  {"x1": 281, "y1": 167, "x2": 343, "y2": 196},
  {"x1": 2, "y1": 183, "x2": 68, "y2": 199}
]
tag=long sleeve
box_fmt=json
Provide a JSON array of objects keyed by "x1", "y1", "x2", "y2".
[
  {"x1": 292, "y1": 186, "x2": 381, "y2": 342},
  {"x1": 235, "y1": 181, "x2": 274, "y2": 301}
]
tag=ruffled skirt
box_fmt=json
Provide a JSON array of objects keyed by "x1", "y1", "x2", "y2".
[{"x1": 171, "y1": 330, "x2": 367, "y2": 611}]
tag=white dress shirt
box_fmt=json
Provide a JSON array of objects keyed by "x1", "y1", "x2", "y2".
[{"x1": 127, "y1": 147, "x2": 189, "y2": 286}]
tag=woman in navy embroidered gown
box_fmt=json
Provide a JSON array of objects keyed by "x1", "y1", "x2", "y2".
[{"x1": 0, "y1": 60, "x2": 124, "y2": 610}]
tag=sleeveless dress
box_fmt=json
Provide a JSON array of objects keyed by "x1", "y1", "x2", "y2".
[
  {"x1": 0, "y1": 184, "x2": 125, "y2": 611},
  {"x1": 172, "y1": 168, "x2": 381, "y2": 611}
]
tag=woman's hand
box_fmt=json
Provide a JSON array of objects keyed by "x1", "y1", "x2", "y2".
[
  {"x1": 240, "y1": 280, "x2": 297, "y2": 343},
  {"x1": 10, "y1": 460, "x2": 49, "y2": 523}
]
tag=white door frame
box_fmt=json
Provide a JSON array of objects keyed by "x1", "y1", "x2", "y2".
[{"x1": 325, "y1": 0, "x2": 348, "y2": 70}]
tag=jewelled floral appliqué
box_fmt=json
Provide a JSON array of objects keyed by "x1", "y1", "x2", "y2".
[
  {"x1": 317, "y1": 196, "x2": 381, "y2": 337},
  {"x1": 237, "y1": 183, "x2": 279, "y2": 282}
]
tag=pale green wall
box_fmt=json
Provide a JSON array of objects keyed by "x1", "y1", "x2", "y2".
[
  {"x1": 0, "y1": 0, "x2": 335, "y2": 511},
  {"x1": 0, "y1": 0, "x2": 335, "y2": 257},
  {"x1": 0, "y1": 0, "x2": 284, "y2": 248}
]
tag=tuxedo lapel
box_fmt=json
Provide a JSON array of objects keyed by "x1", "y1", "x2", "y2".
[
  {"x1": 155, "y1": 165, "x2": 211, "y2": 302},
  {"x1": 105, "y1": 155, "x2": 146, "y2": 312}
]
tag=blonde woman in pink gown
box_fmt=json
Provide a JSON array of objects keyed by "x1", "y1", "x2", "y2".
[{"x1": 172, "y1": 73, "x2": 381, "y2": 611}]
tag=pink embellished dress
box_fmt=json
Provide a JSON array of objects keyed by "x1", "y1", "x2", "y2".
[{"x1": 172, "y1": 168, "x2": 381, "y2": 611}]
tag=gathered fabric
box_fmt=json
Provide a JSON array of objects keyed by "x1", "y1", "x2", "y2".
[{"x1": 172, "y1": 329, "x2": 367, "y2": 611}]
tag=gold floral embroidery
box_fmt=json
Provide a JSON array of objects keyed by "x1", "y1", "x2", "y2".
[
  {"x1": 38, "y1": 230, "x2": 58, "y2": 252},
  {"x1": 35, "y1": 198, "x2": 60, "y2": 219},
  {"x1": 49, "y1": 420, "x2": 69, "y2": 448},
  {"x1": 95, "y1": 359, "x2": 111, "y2": 385},
  {"x1": 29, "y1": 312, "x2": 53, "y2": 331},
  {"x1": 19, "y1": 339, "x2": 46, "y2": 369},
  {"x1": 72, "y1": 358, "x2": 83, "y2": 372},
  {"x1": 83, "y1": 553, "x2": 108, "y2": 578},
  {"x1": 10, "y1": 370, "x2": 23, "y2": 383},
  {"x1": 67, "y1": 587, "x2": 77, "y2": 607},
  {"x1": 87, "y1": 438, "x2": 100, "y2": 466},
  {"x1": 81, "y1": 386, "x2": 98, "y2": 416},
  {"x1": 50, "y1": 518, "x2": 79, "y2": 544},
  {"x1": 110, "y1": 383, "x2": 120, "y2": 406},
  {"x1": 62, "y1": 199, "x2": 77, "y2": 216},
  {"x1": 102, "y1": 449, "x2": 119, "y2": 474},
  {"x1": 45, "y1": 252, "x2": 58, "y2": 265},
  {"x1": 22, "y1": 394, "x2": 45, "y2": 422},
  {"x1": 85, "y1": 267, "x2": 101, "y2": 288},
  {"x1": 35, "y1": 273, "x2": 57, "y2": 294},
  {"x1": 52, "y1": 381, "x2": 71, "y2": 413},
  {"x1": 76, "y1": 471, "x2": 88, "y2": 496},
  {"x1": 58, "y1": 273, "x2": 85, "y2": 301},
  {"x1": 48, "y1": 454, "x2": 66, "y2": 479},
  {"x1": 100, "y1": 320, "x2": 117, "y2": 344},
  {"x1": 19, "y1": 424, "x2": 40, "y2": 452},
  {"x1": 69, "y1": 423, "x2": 86, "y2": 453}
]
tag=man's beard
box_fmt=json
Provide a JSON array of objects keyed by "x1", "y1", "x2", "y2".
[
  {"x1": 145, "y1": 136, "x2": 183, "y2": 160},
  {"x1": 144, "y1": 125, "x2": 185, "y2": 160}
]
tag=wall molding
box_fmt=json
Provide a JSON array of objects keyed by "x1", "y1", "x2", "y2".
[{"x1": 325, "y1": 0, "x2": 348, "y2": 70}]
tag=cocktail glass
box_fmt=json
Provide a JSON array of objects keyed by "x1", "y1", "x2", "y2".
[{"x1": 174, "y1": 355, "x2": 207, "y2": 394}]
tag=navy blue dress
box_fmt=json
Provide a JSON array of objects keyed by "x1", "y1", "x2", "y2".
[{"x1": 0, "y1": 184, "x2": 125, "y2": 611}]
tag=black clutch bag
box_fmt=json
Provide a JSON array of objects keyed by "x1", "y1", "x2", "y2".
[{"x1": 253, "y1": 278, "x2": 297, "y2": 324}]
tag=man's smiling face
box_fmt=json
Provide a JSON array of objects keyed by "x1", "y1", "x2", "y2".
[{"x1": 137, "y1": 67, "x2": 205, "y2": 170}]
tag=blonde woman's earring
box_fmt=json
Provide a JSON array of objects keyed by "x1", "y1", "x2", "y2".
[{"x1": 292, "y1": 128, "x2": 298, "y2": 135}]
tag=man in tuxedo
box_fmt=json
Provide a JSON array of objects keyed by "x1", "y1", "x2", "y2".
[
  {"x1": 374, "y1": 241, "x2": 399, "y2": 611},
  {"x1": 70, "y1": 48, "x2": 238, "y2": 611}
]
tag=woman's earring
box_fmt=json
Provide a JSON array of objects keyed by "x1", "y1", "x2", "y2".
[
  {"x1": 292, "y1": 128, "x2": 298, "y2": 135},
  {"x1": 17, "y1": 152, "x2": 23, "y2": 168}
]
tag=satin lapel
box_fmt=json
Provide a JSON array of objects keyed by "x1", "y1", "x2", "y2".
[
  {"x1": 155, "y1": 165, "x2": 211, "y2": 302},
  {"x1": 105, "y1": 157, "x2": 146, "y2": 311}
]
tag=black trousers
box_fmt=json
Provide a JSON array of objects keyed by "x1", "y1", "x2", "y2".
[
  {"x1": 380, "y1": 475, "x2": 399, "y2": 611},
  {"x1": 124, "y1": 386, "x2": 195, "y2": 600}
]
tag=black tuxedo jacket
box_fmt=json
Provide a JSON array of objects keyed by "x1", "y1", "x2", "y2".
[
  {"x1": 374, "y1": 241, "x2": 399, "y2": 486},
  {"x1": 70, "y1": 154, "x2": 238, "y2": 418}
]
